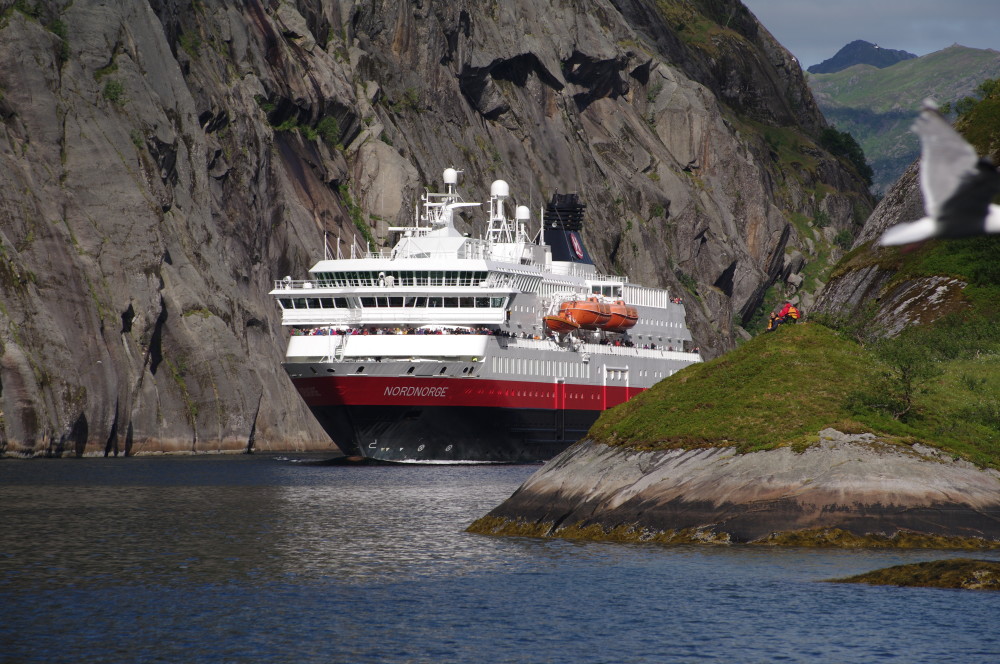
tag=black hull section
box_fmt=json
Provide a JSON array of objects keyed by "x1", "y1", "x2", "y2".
[{"x1": 311, "y1": 405, "x2": 600, "y2": 463}]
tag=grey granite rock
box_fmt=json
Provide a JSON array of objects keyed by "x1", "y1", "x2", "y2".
[
  {"x1": 482, "y1": 431, "x2": 1000, "y2": 543},
  {"x1": 0, "y1": 0, "x2": 871, "y2": 455}
]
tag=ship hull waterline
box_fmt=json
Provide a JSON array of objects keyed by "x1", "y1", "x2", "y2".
[{"x1": 292, "y1": 374, "x2": 644, "y2": 463}]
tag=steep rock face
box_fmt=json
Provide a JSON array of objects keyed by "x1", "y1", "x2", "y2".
[
  {"x1": 811, "y1": 162, "x2": 974, "y2": 334},
  {"x1": 344, "y1": 0, "x2": 871, "y2": 347},
  {"x1": 473, "y1": 430, "x2": 1000, "y2": 544},
  {"x1": 0, "y1": 0, "x2": 871, "y2": 455},
  {"x1": 0, "y1": 1, "x2": 336, "y2": 455}
]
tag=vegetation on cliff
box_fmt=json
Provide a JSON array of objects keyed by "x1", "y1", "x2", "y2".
[{"x1": 590, "y1": 315, "x2": 1000, "y2": 468}]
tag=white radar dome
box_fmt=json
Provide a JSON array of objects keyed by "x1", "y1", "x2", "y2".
[
  {"x1": 516, "y1": 205, "x2": 530, "y2": 220},
  {"x1": 443, "y1": 168, "x2": 458, "y2": 185},
  {"x1": 490, "y1": 180, "x2": 510, "y2": 197}
]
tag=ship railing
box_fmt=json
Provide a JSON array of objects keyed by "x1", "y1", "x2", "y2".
[
  {"x1": 273, "y1": 279, "x2": 323, "y2": 290},
  {"x1": 497, "y1": 337, "x2": 700, "y2": 362},
  {"x1": 578, "y1": 342, "x2": 700, "y2": 362}
]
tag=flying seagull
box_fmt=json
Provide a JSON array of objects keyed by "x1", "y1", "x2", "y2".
[{"x1": 879, "y1": 100, "x2": 1000, "y2": 246}]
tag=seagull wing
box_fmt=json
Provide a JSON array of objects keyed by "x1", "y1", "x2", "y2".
[
  {"x1": 987, "y1": 205, "x2": 1000, "y2": 234},
  {"x1": 914, "y1": 101, "x2": 979, "y2": 217},
  {"x1": 879, "y1": 217, "x2": 937, "y2": 246}
]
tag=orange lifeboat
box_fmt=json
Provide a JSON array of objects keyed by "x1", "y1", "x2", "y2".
[
  {"x1": 604, "y1": 300, "x2": 638, "y2": 332},
  {"x1": 559, "y1": 297, "x2": 611, "y2": 330},
  {"x1": 544, "y1": 314, "x2": 580, "y2": 335}
]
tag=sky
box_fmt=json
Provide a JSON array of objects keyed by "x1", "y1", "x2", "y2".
[{"x1": 740, "y1": 0, "x2": 1000, "y2": 69}]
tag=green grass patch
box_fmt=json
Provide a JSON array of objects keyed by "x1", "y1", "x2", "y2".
[
  {"x1": 590, "y1": 323, "x2": 876, "y2": 452},
  {"x1": 589, "y1": 321, "x2": 1000, "y2": 468}
]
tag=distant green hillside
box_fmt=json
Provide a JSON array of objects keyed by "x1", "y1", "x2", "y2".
[{"x1": 809, "y1": 45, "x2": 1000, "y2": 193}]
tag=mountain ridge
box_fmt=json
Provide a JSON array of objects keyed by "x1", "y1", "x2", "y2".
[
  {"x1": 808, "y1": 44, "x2": 1000, "y2": 193},
  {"x1": 807, "y1": 39, "x2": 916, "y2": 75}
]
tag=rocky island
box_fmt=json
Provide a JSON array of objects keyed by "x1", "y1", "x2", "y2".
[
  {"x1": 470, "y1": 321, "x2": 1000, "y2": 547},
  {"x1": 470, "y1": 428, "x2": 1000, "y2": 547}
]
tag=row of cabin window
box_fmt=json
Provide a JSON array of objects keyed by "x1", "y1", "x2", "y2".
[
  {"x1": 590, "y1": 284, "x2": 623, "y2": 298},
  {"x1": 313, "y1": 271, "x2": 489, "y2": 287},
  {"x1": 279, "y1": 296, "x2": 507, "y2": 309}
]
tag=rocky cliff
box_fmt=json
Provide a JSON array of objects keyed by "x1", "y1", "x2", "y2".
[{"x1": 0, "y1": 0, "x2": 872, "y2": 456}]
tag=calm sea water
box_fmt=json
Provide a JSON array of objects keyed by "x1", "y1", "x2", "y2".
[{"x1": 2, "y1": 454, "x2": 999, "y2": 664}]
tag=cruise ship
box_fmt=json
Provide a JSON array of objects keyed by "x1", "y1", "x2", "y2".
[{"x1": 271, "y1": 168, "x2": 701, "y2": 462}]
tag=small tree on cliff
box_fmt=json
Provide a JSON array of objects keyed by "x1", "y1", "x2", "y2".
[{"x1": 869, "y1": 329, "x2": 943, "y2": 421}]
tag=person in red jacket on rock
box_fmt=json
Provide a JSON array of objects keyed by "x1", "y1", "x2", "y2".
[{"x1": 766, "y1": 302, "x2": 801, "y2": 332}]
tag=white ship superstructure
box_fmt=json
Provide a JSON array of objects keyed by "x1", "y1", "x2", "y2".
[{"x1": 271, "y1": 169, "x2": 701, "y2": 462}]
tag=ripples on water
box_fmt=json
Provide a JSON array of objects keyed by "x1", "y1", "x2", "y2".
[{"x1": 2, "y1": 454, "x2": 999, "y2": 663}]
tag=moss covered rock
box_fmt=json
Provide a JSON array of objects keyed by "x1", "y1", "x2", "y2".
[{"x1": 831, "y1": 559, "x2": 1000, "y2": 589}]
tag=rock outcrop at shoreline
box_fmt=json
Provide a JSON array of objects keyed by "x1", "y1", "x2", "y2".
[{"x1": 470, "y1": 429, "x2": 1000, "y2": 547}]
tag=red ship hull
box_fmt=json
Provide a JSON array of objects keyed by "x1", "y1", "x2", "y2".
[{"x1": 293, "y1": 375, "x2": 644, "y2": 462}]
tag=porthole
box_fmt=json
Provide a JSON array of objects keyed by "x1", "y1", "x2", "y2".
[
  {"x1": 356, "y1": 366, "x2": 365, "y2": 374},
  {"x1": 417, "y1": 444, "x2": 426, "y2": 452},
  {"x1": 439, "y1": 367, "x2": 447, "y2": 375},
  {"x1": 407, "y1": 366, "x2": 415, "y2": 374},
  {"x1": 445, "y1": 444, "x2": 453, "y2": 452}
]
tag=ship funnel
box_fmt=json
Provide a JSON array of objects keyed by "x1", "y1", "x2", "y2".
[
  {"x1": 490, "y1": 180, "x2": 510, "y2": 198},
  {"x1": 544, "y1": 193, "x2": 593, "y2": 265}
]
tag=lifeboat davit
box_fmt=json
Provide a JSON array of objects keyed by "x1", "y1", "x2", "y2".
[
  {"x1": 544, "y1": 314, "x2": 580, "y2": 334},
  {"x1": 559, "y1": 297, "x2": 611, "y2": 330},
  {"x1": 604, "y1": 300, "x2": 639, "y2": 332}
]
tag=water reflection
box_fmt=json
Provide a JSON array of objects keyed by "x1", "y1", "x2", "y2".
[
  {"x1": 0, "y1": 457, "x2": 541, "y2": 590},
  {"x1": 4, "y1": 455, "x2": 1000, "y2": 664},
  {"x1": 270, "y1": 465, "x2": 543, "y2": 582},
  {"x1": 0, "y1": 485, "x2": 288, "y2": 589}
]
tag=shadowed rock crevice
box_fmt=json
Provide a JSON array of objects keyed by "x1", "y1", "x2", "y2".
[
  {"x1": 563, "y1": 51, "x2": 629, "y2": 111},
  {"x1": 147, "y1": 298, "x2": 167, "y2": 377},
  {"x1": 104, "y1": 401, "x2": 119, "y2": 457},
  {"x1": 713, "y1": 260, "x2": 737, "y2": 298},
  {"x1": 121, "y1": 304, "x2": 135, "y2": 335},
  {"x1": 459, "y1": 53, "x2": 563, "y2": 120},
  {"x1": 69, "y1": 413, "x2": 88, "y2": 458}
]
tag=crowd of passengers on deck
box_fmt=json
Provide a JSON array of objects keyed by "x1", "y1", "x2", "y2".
[
  {"x1": 290, "y1": 325, "x2": 691, "y2": 352},
  {"x1": 291, "y1": 326, "x2": 510, "y2": 336}
]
